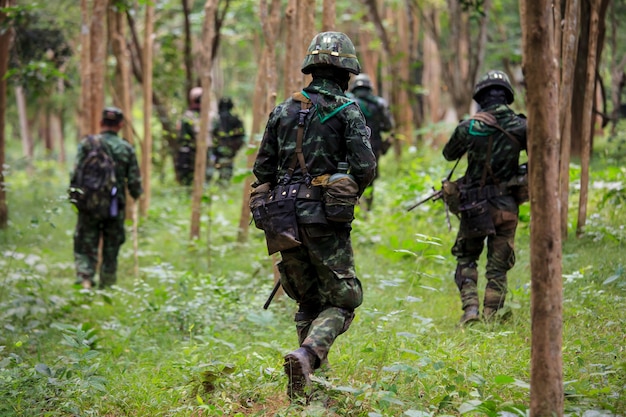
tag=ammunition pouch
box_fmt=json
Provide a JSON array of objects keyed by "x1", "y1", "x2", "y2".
[
  {"x1": 459, "y1": 199, "x2": 495, "y2": 238},
  {"x1": 322, "y1": 175, "x2": 359, "y2": 223},
  {"x1": 250, "y1": 183, "x2": 301, "y2": 255},
  {"x1": 295, "y1": 185, "x2": 327, "y2": 225},
  {"x1": 442, "y1": 178, "x2": 464, "y2": 215}
]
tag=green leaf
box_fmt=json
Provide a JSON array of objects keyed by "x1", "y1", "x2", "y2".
[
  {"x1": 494, "y1": 374, "x2": 515, "y2": 384},
  {"x1": 35, "y1": 363, "x2": 52, "y2": 377}
]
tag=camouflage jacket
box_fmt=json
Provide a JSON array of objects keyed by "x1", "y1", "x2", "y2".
[
  {"x1": 211, "y1": 110, "x2": 245, "y2": 158},
  {"x1": 442, "y1": 104, "x2": 527, "y2": 211},
  {"x1": 178, "y1": 108, "x2": 201, "y2": 149},
  {"x1": 253, "y1": 77, "x2": 377, "y2": 195},
  {"x1": 349, "y1": 89, "x2": 394, "y2": 156},
  {"x1": 73, "y1": 130, "x2": 143, "y2": 207}
]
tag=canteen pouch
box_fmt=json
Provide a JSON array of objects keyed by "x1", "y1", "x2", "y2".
[
  {"x1": 323, "y1": 175, "x2": 359, "y2": 223},
  {"x1": 459, "y1": 199, "x2": 495, "y2": 238},
  {"x1": 250, "y1": 184, "x2": 301, "y2": 255}
]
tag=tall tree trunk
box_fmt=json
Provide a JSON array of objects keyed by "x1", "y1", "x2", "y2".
[
  {"x1": 140, "y1": 4, "x2": 154, "y2": 217},
  {"x1": 520, "y1": 1, "x2": 564, "y2": 416},
  {"x1": 182, "y1": 0, "x2": 194, "y2": 102},
  {"x1": 0, "y1": 0, "x2": 13, "y2": 229},
  {"x1": 238, "y1": 49, "x2": 269, "y2": 243},
  {"x1": 576, "y1": 0, "x2": 601, "y2": 237},
  {"x1": 79, "y1": 0, "x2": 93, "y2": 137},
  {"x1": 109, "y1": 6, "x2": 135, "y2": 220},
  {"x1": 190, "y1": 0, "x2": 218, "y2": 240},
  {"x1": 237, "y1": 0, "x2": 281, "y2": 243},
  {"x1": 109, "y1": 8, "x2": 134, "y2": 145},
  {"x1": 299, "y1": 0, "x2": 316, "y2": 87},
  {"x1": 558, "y1": 0, "x2": 580, "y2": 241},
  {"x1": 90, "y1": 0, "x2": 107, "y2": 131},
  {"x1": 283, "y1": 0, "x2": 300, "y2": 100},
  {"x1": 15, "y1": 86, "x2": 32, "y2": 169},
  {"x1": 322, "y1": 0, "x2": 335, "y2": 31},
  {"x1": 423, "y1": 8, "x2": 442, "y2": 143}
]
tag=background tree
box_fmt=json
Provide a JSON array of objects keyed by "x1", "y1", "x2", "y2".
[
  {"x1": 189, "y1": 0, "x2": 218, "y2": 240},
  {"x1": 520, "y1": 1, "x2": 563, "y2": 415},
  {"x1": 0, "y1": 0, "x2": 15, "y2": 229},
  {"x1": 140, "y1": 3, "x2": 154, "y2": 217}
]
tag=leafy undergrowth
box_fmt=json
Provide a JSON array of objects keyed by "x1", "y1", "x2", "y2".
[{"x1": 0, "y1": 142, "x2": 625, "y2": 416}]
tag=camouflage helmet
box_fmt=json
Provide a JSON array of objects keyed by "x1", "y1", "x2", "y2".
[
  {"x1": 218, "y1": 97, "x2": 233, "y2": 111},
  {"x1": 351, "y1": 73, "x2": 373, "y2": 91},
  {"x1": 101, "y1": 106, "x2": 124, "y2": 124},
  {"x1": 301, "y1": 32, "x2": 361, "y2": 75},
  {"x1": 189, "y1": 87, "x2": 203, "y2": 102},
  {"x1": 472, "y1": 70, "x2": 515, "y2": 104}
]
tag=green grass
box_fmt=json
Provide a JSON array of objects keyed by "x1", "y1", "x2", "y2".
[{"x1": 0, "y1": 137, "x2": 625, "y2": 416}]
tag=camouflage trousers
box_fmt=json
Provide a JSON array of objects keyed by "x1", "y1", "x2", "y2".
[
  {"x1": 452, "y1": 206, "x2": 518, "y2": 311},
  {"x1": 74, "y1": 212, "x2": 126, "y2": 288},
  {"x1": 278, "y1": 225, "x2": 363, "y2": 367}
]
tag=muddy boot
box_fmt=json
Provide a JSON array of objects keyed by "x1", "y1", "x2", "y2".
[
  {"x1": 483, "y1": 286, "x2": 508, "y2": 321},
  {"x1": 284, "y1": 347, "x2": 315, "y2": 401},
  {"x1": 459, "y1": 305, "x2": 480, "y2": 325}
]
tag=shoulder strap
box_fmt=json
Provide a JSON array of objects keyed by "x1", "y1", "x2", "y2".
[{"x1": 284, "y1": 92, "x2": 313, "y2": 185}]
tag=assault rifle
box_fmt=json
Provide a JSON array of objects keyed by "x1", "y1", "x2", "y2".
[
  {"x1": 406, "y1": 183, "x2": 452, "y2": 231},
  {"x1": 406, "y1": 187, "x2": 443, "y2": 212}
]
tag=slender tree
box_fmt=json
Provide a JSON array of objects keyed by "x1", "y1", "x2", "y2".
[
  {"x1": 0, "y1": 0, "x2": 14, "y2": 229},
  {"x1": 520, "y1": 1, "x2": 563, "y2": 415},
  {"x1": 558, "y1": 0, "x2": 581, "y2": 240},
  {"x1": 237, "y1": 0, "x2": 281, "y2": 243},
  {"x1": 140, "y1": 4, "x2": 154, "y2": 217},
  {"x1": 190, "y1": 0, "x2": 218, "y2": 240},
  {"x1": 322, "y1": 0, "x2": 335, "y2": 31}
]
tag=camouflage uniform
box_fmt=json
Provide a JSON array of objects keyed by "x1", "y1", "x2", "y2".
[
  {"x1": 175, "y1": 108, "x2": 199, "y2": 186},
  {"x1": 253, "y1": 32, "x2": 376, "y2": 398},
  {"x1": 348, "y1": 74, "x2": 394, "y2": 208},
  {"x1": 73, "y1": 109, "x2": 142, "y2": 288},
  {"x1": 442, "y1": 70, "x2": 527, "y2": 324},
  {"x1": 211, "y1": 98, "x2": 245, "y2": 184}
]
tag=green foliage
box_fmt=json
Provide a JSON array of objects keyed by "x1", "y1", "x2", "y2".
[{"x1": 1, "y1": 141, "x2": 625, "y2": 416}]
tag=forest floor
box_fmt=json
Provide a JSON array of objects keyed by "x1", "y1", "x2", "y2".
[{"x1": 1, "y1": 134, "x2": 625, "y2": 416}]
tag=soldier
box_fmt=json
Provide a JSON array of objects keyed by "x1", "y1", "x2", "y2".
[
  {"x1": 72, "y1": 107, "x2": 143, "y2": 289},
  {"x1": 175, "y1": 87, "x2": 203, "y2": 186},
  {"x1": 442, "y1": 70, "x2": 527, "y2": 325},
  {"x1": 348, "y1": 73, "x2": 394, "y2": 209},
  {"x1": 252, "y1": 32, "x2": 376, "y2": 400},
  {"x1": 210, "y1": 97, "x2": 245, "y2": 184}
]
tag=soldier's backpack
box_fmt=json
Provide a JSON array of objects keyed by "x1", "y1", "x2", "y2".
[{"x1": 68, "y1": 135, "x2": 118, "y2": 219}]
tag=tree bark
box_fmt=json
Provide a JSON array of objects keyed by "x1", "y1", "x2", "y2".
[
  {"x1": 140, "y1": 4, "x2": 154, "y2": 217},
  {"x1": 237, "y1": 0, "x2": 281, "y2": 243},
  {"x1": 190, "y1": 0, "x2": 218, "y2": 240},
  {"x1": 283, "y1": 0, "x2": 300, "y2": 100},
  {"x1": 322, "y1": 0, "x2": 335, "y2": 31},
  {"x1": 89, "y1": 0, "x2": 107, "y2": 131},
  {"x1": 520, "y1": 1, "x2": 564, "y2": 416},
  {"x1": 79, "y1": 0, "x2": 92, "y2": 137},
  {"x1": 15, "y1": 85, "x2": 32, "y2": 170},
  {"x1": 558, "y1": 0, "x2": 580, "y2": 241},
  {"x1": 576, "y1": 0, "x2": 601, "y2": 237},
  {"x1": 0, "y1": 0, "x2": 14, "y2": 229}
]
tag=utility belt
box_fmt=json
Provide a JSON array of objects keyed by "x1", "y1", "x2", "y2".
[{"x1": 463, "y1": 183, "x2": 510, "y2": 202}]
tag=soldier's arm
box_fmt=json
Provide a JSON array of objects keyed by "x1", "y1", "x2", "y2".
[
  {"x1": 253, "y1": 110, "x2": 281, "y2": 186},
  {"x1": 126, "y1": 147, "x2": 143, "y2": 199},
  {"x1": 442, "y1": 121, "x2": 471, "y2": 161},
  {"x1": 344, "y1": 104, "x2": 377, "y2": 194}
]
